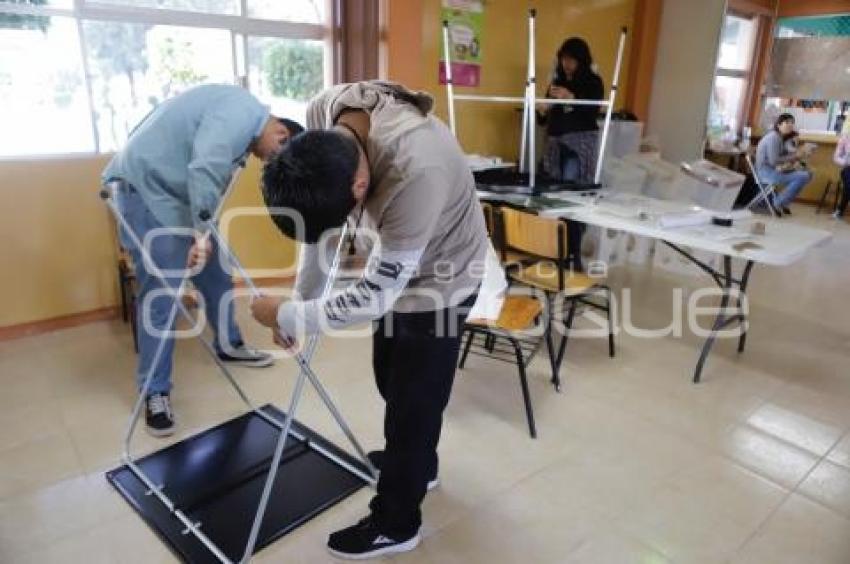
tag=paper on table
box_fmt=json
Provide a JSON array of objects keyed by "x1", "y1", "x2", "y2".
[
  {"x1": 655, "y1": 210, "x2": 713, "y2": 229},
  {"x1": 678, "y1": 224, "x2": 754, "y2": 242}
]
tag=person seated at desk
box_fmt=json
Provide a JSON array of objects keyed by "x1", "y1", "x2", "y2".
[
  {"x1": 755, "y1": 113, "x2": 813, "y2": 216},
  {"x1": 833, "y1": 120, "x2": 850, "y2": 220}
]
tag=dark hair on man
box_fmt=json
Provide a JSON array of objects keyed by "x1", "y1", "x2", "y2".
[
  {"x1": 774, "y1": 113, "x2": 795, "y2": 131},
  {"x1": 262, "y1": 129, "x2": 359, "y2": 243},
  {"x1": 278, "y1": 117, "x2": 305, "y2": 136}
]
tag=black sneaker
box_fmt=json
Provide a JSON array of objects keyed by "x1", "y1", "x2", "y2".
[
  {"x1": 145, "y1": 393, "x2": 175, "y2": 437},
  {"x1": 327, "y1": 515, "x2": 420, "y2": 560},
  {"x1": 367, "y1": 450, "x2": 439, "y2": 491},
  {"x1": 782, "y1": 206, "x2": 792, "y2": 216},
  {"x1": 218, "y1": 343, "x2": 274, "y2": 368}
]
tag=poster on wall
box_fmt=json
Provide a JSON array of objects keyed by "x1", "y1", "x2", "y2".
[{"x1": 439, "y1": 0, "x2": 484, "y2": 87}]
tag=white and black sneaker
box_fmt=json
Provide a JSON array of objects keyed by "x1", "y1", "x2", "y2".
[
  {"x1": 145, "y1": 393, "x2": 175, "y2": 437},
  {"x1": 327, "y1": 515, "x2": 420, "y2": 560},
  {"x1": 218, "y1": 343, "x2": 274, "y2": 368},
  {"x1": 367, "y1": 450, "x2": 439, "y2": 491}
]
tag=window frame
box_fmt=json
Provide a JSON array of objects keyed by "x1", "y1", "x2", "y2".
[
  {"x1": 711, "y1": 10, "x2": 760, "y2": 134},
  {"x1": 0, "y1": 0, "x2": 332, "y2": 157}
]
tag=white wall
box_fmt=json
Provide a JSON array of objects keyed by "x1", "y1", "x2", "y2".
[{"x1": 647, "y1": 0, "x2": 727, "y2": 164}]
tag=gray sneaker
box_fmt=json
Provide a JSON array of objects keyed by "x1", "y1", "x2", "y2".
[{"x1": 218, "y1": 343, "x2": 274, "y2": 368}]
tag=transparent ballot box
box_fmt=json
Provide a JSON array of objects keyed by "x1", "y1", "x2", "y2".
[{"x1": 678, "y1": 159, "x2": 745, "y2": 213}]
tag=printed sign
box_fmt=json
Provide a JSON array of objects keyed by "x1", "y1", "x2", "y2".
[{"x1": 439, "y1": 0, "x2": 484, "y2": 87}]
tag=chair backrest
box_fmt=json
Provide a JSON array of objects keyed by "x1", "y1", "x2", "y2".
[
  {"x1": 480, "y1": 202, "x2": 495, "y2": 237},
  {"x1": 497, "y1": 206, "x2": 567, "y2": 261},
  {"x1": 745, "y1": 153, "x2": 770, "y2": 189}
]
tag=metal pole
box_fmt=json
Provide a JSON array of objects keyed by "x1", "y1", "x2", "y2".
[
  {"x1": 101, "y1": 166, "x2": 377, "y2": 563},
  {"x1": 204, "y1": 220, "x2": 378, "y2": 481},
  {"x1": 594, "y1": 27, "x2": 628, "y2": 186},
  {"x1": 107, "y1": 163, "x2": 245, "y2": 459},
  {"x1": 519, "y1": 83, "x2": 529, "y2": 173},
  {"x1": 452, "y1": 95, "x2": 610, "y2": 106},
  {"x1": 215, "y1": 224, "x2": 376, "y2": 563},
  {"x1": 442, "y1": 20, "x2": 457, "y2": 137},
  {"x1": 527, "y1": 9, "x2": 536, "y2": 191}
]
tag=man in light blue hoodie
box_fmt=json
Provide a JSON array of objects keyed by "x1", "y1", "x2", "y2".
[
  {"x1": 755, "y1": 113, "x2": 812, "y2": 215},
  {"x1": 103, "y1": 84, "x2": 302, "y2": 437}
]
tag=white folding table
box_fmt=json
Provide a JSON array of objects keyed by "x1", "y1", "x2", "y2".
[{"x1": 480, "y1": 190, "x2": 833, "y2": 382}]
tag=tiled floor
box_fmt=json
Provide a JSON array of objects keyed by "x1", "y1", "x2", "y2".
[{"x1": 1, "y1": 206, "x2": 849, "y2": 563}]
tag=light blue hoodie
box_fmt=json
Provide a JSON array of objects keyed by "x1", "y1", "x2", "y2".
[{"x1": 102, "y1": 84, "x2": 269, "y2": 229}]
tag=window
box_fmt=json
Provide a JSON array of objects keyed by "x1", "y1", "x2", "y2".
[
  {"x1": 84, "y1": 22, "x2": 235, "y2": 151},
  {"x1": 0, "y1": 0, "x2": 329, "y2": 156},
  {"x1": 246, "y1": 0, "x2": 326, "y2": 24},
  {"x1": 708, "y1": 14, "x2": 758, "y2": 136},
  {"x1": 0, "y1": 15, "x2": 95, "y2": 156},
  {"x1": 92, "y1": 0, "x2": 237, "y2": 15},
  {"x1": 247, "y1": 37, "x2": 325, "y2": 125},
  {"x1": 0, "y1": 0, "x2": 72, "y2": 7}
]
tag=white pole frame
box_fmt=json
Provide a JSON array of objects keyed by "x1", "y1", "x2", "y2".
[
  {"x1": 100, "y1": 166, "x2": 378, "y2": 564},
  {"x1": 527, "y1": 9, "x2": 537, "y2": 190},
  {"x1": 593, "y1": 26, "x2": 629, "y2": 185},
  {"x1": 441, "y1": 9, "x2": 628, "y2": 190},
  {"x1": 441, "y1": 19, "x2": 457, "y2": 136}
]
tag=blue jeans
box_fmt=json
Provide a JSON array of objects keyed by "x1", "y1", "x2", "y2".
[
  {"x1": 116, "y1": 185, "x2": 242, "y2": 395},
  {"x1": 757, "y1": 167, "x2": 813, "y2": 207}
]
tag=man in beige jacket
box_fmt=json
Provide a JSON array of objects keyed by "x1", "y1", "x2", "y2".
[{"x1": 250, "y1": 81, "x2": 494, "y2": 559}]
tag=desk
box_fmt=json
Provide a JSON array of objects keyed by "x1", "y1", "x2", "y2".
[
  {"x1": 705, "y1": 147, "x2": 747, "y2": 172},
  {"x1": 479, "y1": 191, "x2": 833, "y2": 382}
]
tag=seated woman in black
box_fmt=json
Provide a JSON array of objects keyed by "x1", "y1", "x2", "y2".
[{"x1": 537, "y1": 37, "x2": 604, "y2": 184}]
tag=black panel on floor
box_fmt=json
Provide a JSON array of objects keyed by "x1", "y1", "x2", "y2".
[{"x1": 106, "y1": 404, "x2": 369, "y2": 563}]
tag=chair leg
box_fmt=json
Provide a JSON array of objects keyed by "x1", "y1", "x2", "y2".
[
  {"x1": 605, "y1": 286, "x2": 616, "y2": 358},
  {"x1": 834, "y1": 179, "x2": 843, "y2": 212},
  {"x1": 118, "y1": 263, "x2": 129, "y2": 323},
  {"x1": 458, "y1": 329, "x2": 475, "y2": 369},
  {"x1": 129, "y1": 293, "x2": 139, "y2": 354},
  {"x1": 544, "y1": 321, "x2": 561, "y2": 392},
  {"x1": 817, "y1": 180, "x2": 832, "y2": 214},
  {"x1": 555, "y1": 299, "x2": 577, "y2": 369},
  {"x1": 510, "y1": 338, "x2": 537, "y2": 439}
]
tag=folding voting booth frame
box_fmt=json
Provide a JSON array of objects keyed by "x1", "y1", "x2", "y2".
[
  {"x1": 101, "y1": 166, "x2": 379, "y2": 563},
  {"x1": 442, "y1": 9, "x2": 628, "y2": 190}
]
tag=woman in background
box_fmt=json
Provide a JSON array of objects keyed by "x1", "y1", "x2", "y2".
[
  {"x1": 537, "y1": 37, "x2": 603, "y2": 271},
  {"x1": 754, "y1": 113, "x2": 813, "y2": 216},
  {"x1": 537, "y1": 37, "x2": 604, "y2": 184},
  {"x1": 833, "y1": 120, "x2": 850, "y2": 220}
]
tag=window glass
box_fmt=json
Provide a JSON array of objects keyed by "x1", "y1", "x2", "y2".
[
  {"x1": 88, "y1": 0, "x2": 237, "y2": 15},
  {"x1": 246, "y1": 0, "x2": 326, "y2": 24},
  {"x1": 247, "y1": 37, "x2": 324, "y2": 125},
  {"x1": 709, "y1": 75, "x2": 747, "y2": 134},
  {"x1": 718, "y1": 14, "x2": 756, "y2": 71},
  {"x1": 0, "y1": 0, "x2": 72, "y2": 8},
  {"x1": 0, "y1": 16, "x2": 95, "y2": 156},
  {"x1": 83, "y1": 21, "x2": 234, "y2": 151}
]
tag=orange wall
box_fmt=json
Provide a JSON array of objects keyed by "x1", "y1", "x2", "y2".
[
  {"x1": 778, "y1": 0, "x2": 850, "y2": 16},
  {"x1": 625, "y1": 0, "x2": 663, "y2": 122},
  {"x1": 730, "y1": 0, "x2": 777, "y2": 13}
]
